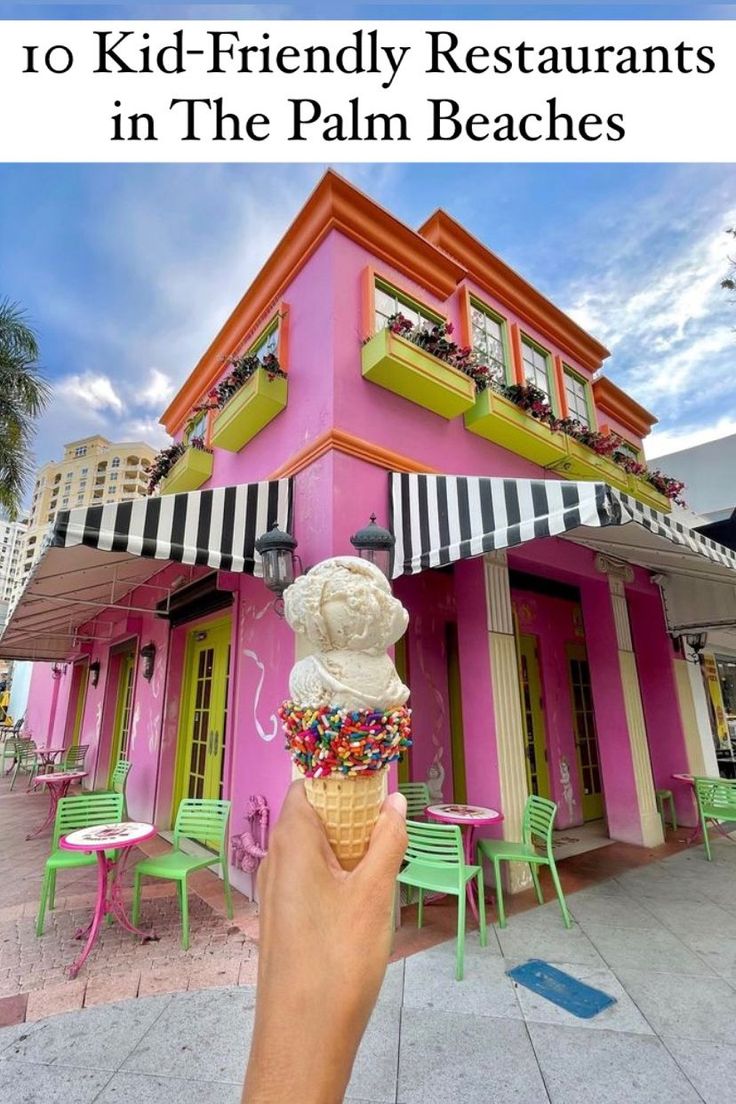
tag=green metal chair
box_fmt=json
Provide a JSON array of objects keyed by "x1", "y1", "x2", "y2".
[
  {"x1": 90, "y1": 760, "x2": 132, "y2": 817},
  {"x1": 10, "y1": 739, "x2": 40, "y2": 791},
  {"x1": 1, "y1": 733, "x2": 23, "y2": 776},
  {"x1": 132, "y1": 798, "x2": 233, "y2": 950},
  {"x1": 398, "y1": 781, "x2": 431, "y2": 819},
  {"x1": 477, "y1": 794, "x2": 571, "y2": 930},
  {"x1": 397, "y1": 819, "x2": 486, "y2": 980},
  {"x1": 61, "y1": 744, "x2": 89, "y2": 772},
  {"x1": 694, "y1": 777, "x2": 736, "y2": 861},
  {"x1": 36, "y1": 792, "x2": 124, "y2": 935},
  {"x1": 655, "y1": 788, "x2": 677, "y2": 832}
]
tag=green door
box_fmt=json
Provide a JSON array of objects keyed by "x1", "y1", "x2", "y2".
[
  {"x1": 174, "y1": 618, "x2": 231, "y2": 821},
  {"x1": 108, "y1": 650, "x2": 135, "y2": 786},
  {"x1": 446, "y1": 622, "x2": 467, "y2": 804},
  {"x1": 567, "y1": 643, "x2": 604, "y2": 821},
  {"x1": 518, "y1": 634, "x2": 551, "y2": 800}
]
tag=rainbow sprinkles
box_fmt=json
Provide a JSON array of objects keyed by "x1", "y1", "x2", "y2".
[{"x1": 280, "y1": 702, "x2": 412, "y2": 779}]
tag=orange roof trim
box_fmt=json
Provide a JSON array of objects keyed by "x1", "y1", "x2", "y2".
[
  {"x1": 161, "y1": 170, "x2": 464, "y2": 435},
  {"x1": 418, "y1": 209, "x2": 610, "y2": 373},
  {"x1": 592, "y1": 376, "x2": 658, "y2": 439}
]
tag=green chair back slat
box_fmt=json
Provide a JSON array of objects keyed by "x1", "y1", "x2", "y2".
[
  {"x1": 398, "y1": 782, "x2": 431, "y2": 819},
  {"x1": 173, "y1": 798, "x2": 231, "y2": 849},
  {"x1": 111, "y1": 759, "x2": 132, "y2": 794},
  {"x1": 405, "y1": 820, "x2": 463, "y2": 866},
  {"x1": 52, "y1": 792, "x2": 125, "y2": 850},
  {"x1": 62, "y1": 744, "x2": 89, "y2": 772},
  {"x1": 523, "y1": 794, "x2": 557, "y2": 852},
  {"x1": 694, "y1": 776, "x2": 736, "y2": 860}
]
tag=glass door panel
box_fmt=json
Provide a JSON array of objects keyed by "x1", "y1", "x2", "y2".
[{"x1": 567, "y1": 643, "x2": 604, "y2": 821}]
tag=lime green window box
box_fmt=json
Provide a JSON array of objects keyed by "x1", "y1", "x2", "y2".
[
  {"x1": 211, "y1": 371, "x2": 288, "y2": 453},
  {"x1": 362, "y1": 328, "x2": 476, "y2": 419},
  {"x1": 562, "y1": 438, "x2": 611, "y2": 483},
  {"x1": 160, "y1": 447, "x2": 213, "y2": 495},
  {"x1": 464, "y1": 387, "x2": 568, "y2": 467},
  {"x1": 625, "y1": 476, "x2": 672, "y2": 513}
]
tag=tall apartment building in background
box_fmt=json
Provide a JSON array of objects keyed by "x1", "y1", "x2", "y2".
[
  {"x1": 0, "y1": 514, "x2": 28, "y2": 630},
  {"x1": 17, "y1": 435, "x2": 157, "y2": 595}
]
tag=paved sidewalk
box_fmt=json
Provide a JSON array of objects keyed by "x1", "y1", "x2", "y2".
[{"x1": 2, "y1": 836, "x2": 736, "y2": 1103}]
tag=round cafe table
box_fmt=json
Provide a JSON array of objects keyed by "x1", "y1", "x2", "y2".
[
  {"x1": 60, "y1": 821, "x2": 158, "y2": 978},
  {"x1": 37, "y1": 747, "x2": 64, "y2": 772},
  {"x1": 27, "y1": 771, "x2": 87, "y2": 839},
  {"x1": 426, "y1": 803, "x2": 504, "y2": 921}
]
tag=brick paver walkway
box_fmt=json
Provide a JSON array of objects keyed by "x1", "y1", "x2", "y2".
[{"x1": 0, "y1": 775, "x2": 259, "y2": 1024}]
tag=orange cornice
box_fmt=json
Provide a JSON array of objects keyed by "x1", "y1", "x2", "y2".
[
  {"x1": 161, "y1": 171, "x2": 464, "y2": 435},
  {"x1": 418, "y1": 210, "x2": 611, "y2": 373},
  {"x1": 269, "y1": 428, "x2": 438, "y2": 480},
  {"x1": 592, "y1": 376, "x2": 657, "y2": 439}
]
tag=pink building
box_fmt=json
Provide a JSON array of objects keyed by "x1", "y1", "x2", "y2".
[{"x1": 5, "y1": 171, "x2": 733, "y2": 897}]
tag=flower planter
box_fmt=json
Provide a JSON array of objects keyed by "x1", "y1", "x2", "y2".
[
  {"x1": 211, "y1": 371, "x2": 288, "y2": 453},
  {"x1": 160, "y1": 447, "x2": 213, "y2": 495},
  {"x1": 361, "y1": 328, "x2": 476, "y2": 419},
  {"x1": 560, "y1": 438, "x2": 614, "y2": 483},
  {"x1": 624, "y1": 476, "x2": 672, "y2": 514},
  {"x1": 464, "y1": 387, "x2": 569, "y2": 467}
]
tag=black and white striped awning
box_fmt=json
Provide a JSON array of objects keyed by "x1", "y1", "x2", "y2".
[
  {"x1": 0, "y1": 479, "x2": 292, "y2": 661},
  {"x1": 390, "y1": 473, "x2": 736, "y2": 633}
]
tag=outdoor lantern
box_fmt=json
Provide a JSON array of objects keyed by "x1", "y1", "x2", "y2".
[
  {"x1": 89, "y1": 660, "x2": 101, "y2": 688},
  {"x1": 255, "y1": 523, "x2": 299, "y2": 598},
  {"x1": 349, "y1": 514, "x2": 395, "y2": 579},
  {"x1": 684, "y1": 631, "x2": 708, "y2": 660},
  {"x1": 139, "y1": 642, "x2": 156, "y2": 681},
  {"x1": 50, "y1": 663, "x2": 66, "y2": 680}
]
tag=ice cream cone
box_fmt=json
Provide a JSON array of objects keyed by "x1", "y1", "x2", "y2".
[{"x1": 304, "y1": 770, "x2": 387, "y2": 870}]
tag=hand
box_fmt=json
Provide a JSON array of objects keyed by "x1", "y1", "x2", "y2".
[{"x1": 243, "y1": 779, "x2": 408, "y2": 1104}]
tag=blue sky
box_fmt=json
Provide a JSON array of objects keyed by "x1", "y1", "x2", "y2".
[{"x1": 1, "y1": 2, "x2": 735, "y2": 490}]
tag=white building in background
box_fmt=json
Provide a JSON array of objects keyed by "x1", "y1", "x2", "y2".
[
  {"x1": 655, "y1": 433, "x2": 736, "y2": 523},
  {"x1": 0, "y1": 514, "x2": 28, "y2": 630}
]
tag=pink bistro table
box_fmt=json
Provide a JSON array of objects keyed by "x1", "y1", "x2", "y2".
[
  {"x1": 59, "y1": 821, "x2": 159, "y2": 978},
  {"x1": 27, "y1": 771, "x2": 88, "y2": 840},
  {"x1": 426, "y1": 803, "x2": 504, "y2": 921},
  {"x1": 37, "y1": 747, "x2": 64, "y2": 772}
]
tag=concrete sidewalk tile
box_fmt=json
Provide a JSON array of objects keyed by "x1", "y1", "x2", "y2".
[
  {"x1": 0, "y1": 1060, "x2": 110, "y2": 1103},
  {"x1": 4, "y1": 993, "x2": 171, "y2": 1071},
  {"x1": 0, "y1": 992, "x2": 27, "y2": 1027},
  {"x1": 495, "y1": 920, "x2": 604, "y2": 967},
  {"x1": 528, "y1": 1022, "x2": 701, "y2": 1104},
  {"x1": 84, "y1": 972, "x2": 140, "y2": 1007},
  {"x1": 93, "y1": 1071, "x2": 242, "y2": 1103},
  {"x1": 507, "y1": 959, "x2": 653, "y2": 1035},
  {"x1": 403, "y1": 942, "x2": 521, "y2": 1020},
  {"x1": 122, "y1": 988, "x2": 253, "y2": 1083},
  {"x1": 25, "y1": 980, "x2": 86, "y2": 1022},
  {"x1": 347, "y1": 1004, "x2": 400, "y2": 1103},
  {"x1": 583, "y1": 922, "x2": 717, "y2": 976},
  {"x1": 398, "y1": 1010, "x2": 547, "y2": 1103},
  {"x1": 662, "y1": 1035, "x2": 736, "y2": 1103},
  {"x1": 614, "y1": 968, "x2": 736, "y2": 1044}
]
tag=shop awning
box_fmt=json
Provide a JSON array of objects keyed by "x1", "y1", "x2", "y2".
[
  {"x1": 0, "y1": 479, "x2": 292, "y2": 662},
  {"x1": 390, "y1": 473, "x2": 736, "y2": 634}
]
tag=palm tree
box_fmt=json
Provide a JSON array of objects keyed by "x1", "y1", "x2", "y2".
[{"x1": 0, "y1": 299, "x2": 50, "y2": 518}]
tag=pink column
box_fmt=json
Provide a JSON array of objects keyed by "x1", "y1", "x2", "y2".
[
  {"x1": 579, "y1": 576, "x2": 647, "y2": 845},
  {"x1": 628, "y1": 588, "x2": 697, "y2": 826},
  {"x1": 454, "y1": 558, "x2": 503, "y2": 830}
]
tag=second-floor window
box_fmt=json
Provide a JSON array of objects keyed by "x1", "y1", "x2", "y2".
[
  {"x1": 522, "y1": 338, "x2": 552, "y2": 403},
  {"x1": 563, "y1": 368, "x2": 591, "y2": 427},
  {"x1": 616, "y1": 440, "x2": 641, "y2": 460},
  {"x1": 374, "y1": 277, "x2": 440, "y2": 335},
  {"x1": 186, "y1": 412, "x2": 207, "y2": 442},
  {"x1": 74, "y1": 447, "x2": 86, "y2": 458},
  {"x1": 470, "y1": 301, "x2": 508, "y2": 380}
]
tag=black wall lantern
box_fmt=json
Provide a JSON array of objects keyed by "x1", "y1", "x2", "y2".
[
  {"x1": 684, "y1": 631, "x2": 708, "y2": 662},
  {"x1": 350, "y1": 514, "x2": 395, "y2": 579},
  {"x1": 89, "y1": 660, "x2": 101, "y2": 688},
  {"x1": 139, "y1": 642, "x2": 157, "y2": 681},
  {"x1": 255, "y1": 523, "x2": 299, "y2": 598},
  {"x1": 51, "y1": 662, "x2": 66, "y2": 681}
]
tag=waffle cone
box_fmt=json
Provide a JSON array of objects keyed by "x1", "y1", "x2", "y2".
[{"x1": 304, "y1": 771, "x2": 387, "y2": 871}]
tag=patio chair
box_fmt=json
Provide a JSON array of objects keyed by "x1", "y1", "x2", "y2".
[
  {"x1": 398, "y1": 781, "x2": 431, "y2": 819},
  {"x1": 61, "y1": 744, "x2": 89, "y2": 772},
  {"x1": 132, "y1": 798, "x2": 233, "y2": 950},
  {"x1": 397, "y1": 819, "x2": 487, "y2": 981},
  {"x1": 36, "y1": 792, "x2": 124, "y2": 935},
  {"x1": 89, "y1": 760, "x2": 132, "y2": 818},
  {"x1": 10, "y1": 739, "x2": 40, "y2": 791},
  {"x1": 1, "y1": 734, "x2": 22, "y2": 776},
  {"x1": 694, "y1": 777, "x2": 736, "y2": 861},
  {"x1": 477, "y1": 794, "x2": 571, "y2": 930}
]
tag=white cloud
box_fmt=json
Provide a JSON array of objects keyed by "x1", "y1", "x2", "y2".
[
  {"x1": 57, "y1": 372, "x2": 123, "y2": 413},
  {"x1": 140, "y1": 369, "x2": 175, "y2": 408},
  {"x1": 647, "y1": 418, "x2": 736, "y2": 460}
]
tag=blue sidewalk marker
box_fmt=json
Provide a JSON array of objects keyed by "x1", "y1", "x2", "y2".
[{"x1": 507, "y1": 959, "x2": 616, "y2": 1019}]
